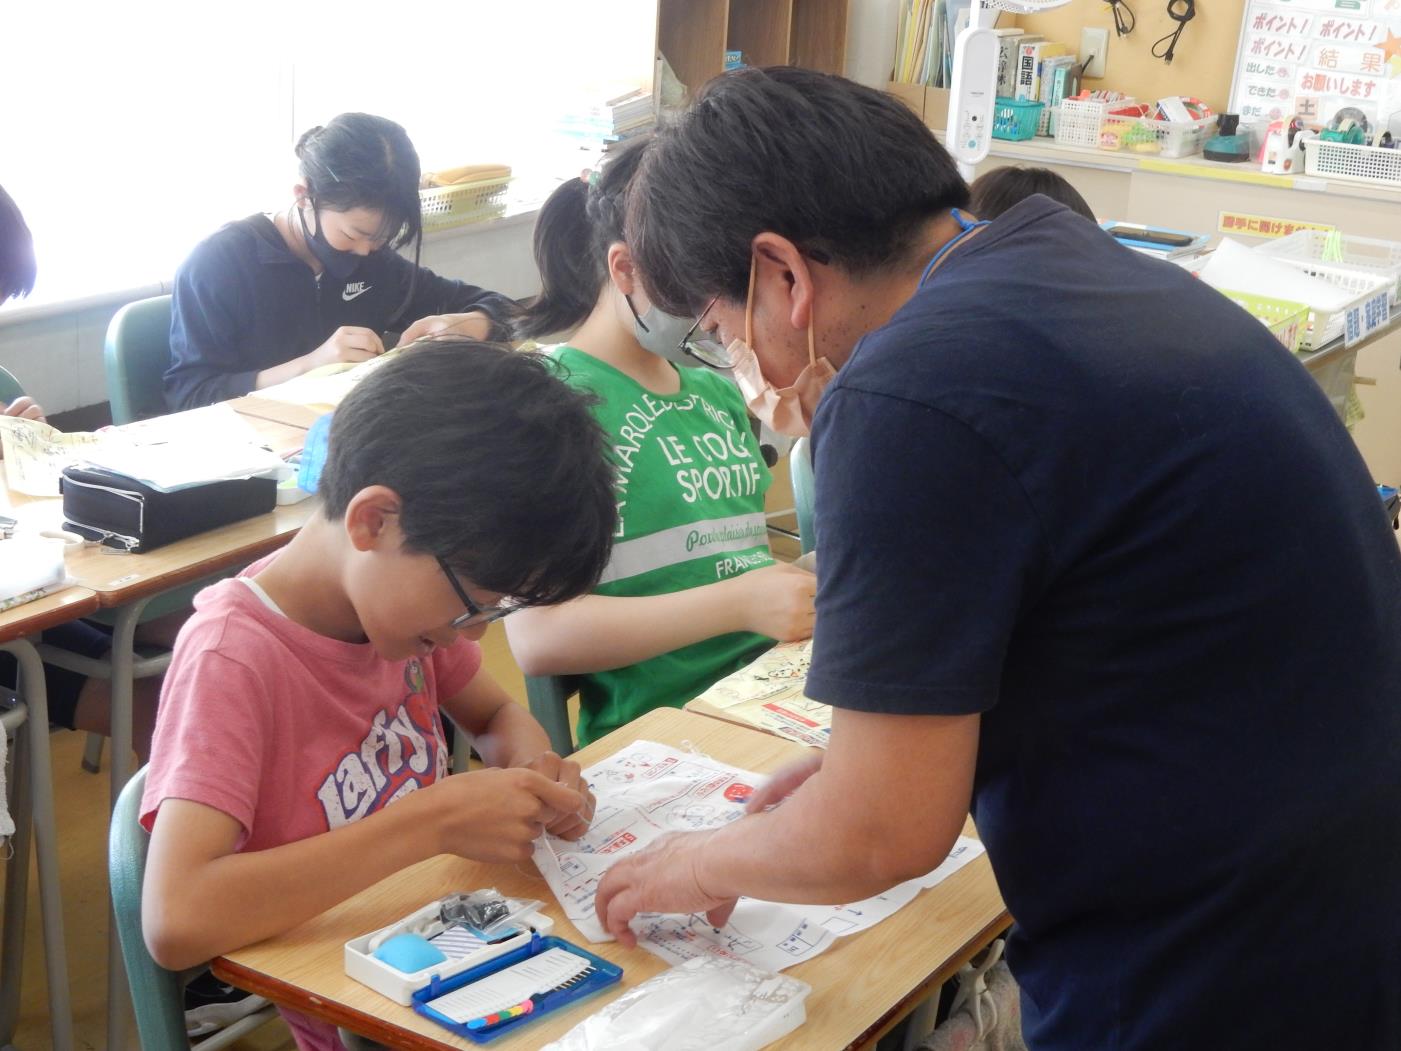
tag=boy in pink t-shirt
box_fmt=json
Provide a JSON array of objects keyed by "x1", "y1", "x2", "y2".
[{"x1": 140, "y1": 343, "x2": 618, "y2": 1051}]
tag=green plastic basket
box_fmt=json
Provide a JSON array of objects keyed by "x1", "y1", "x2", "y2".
[
  {"x1": 1219, "y1": 290, "x2": 1309, "y2": 354},
  {"x1": 991, "y1": 98, "x2": 1044, "y2": 142}
]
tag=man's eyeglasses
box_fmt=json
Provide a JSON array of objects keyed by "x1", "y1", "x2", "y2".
[
  {"x1": 678, "y1": 296, "x2": 733, "y2": 370},
  {"x1": 437, "y1": 557, "x2": 520, "y2": 630}
]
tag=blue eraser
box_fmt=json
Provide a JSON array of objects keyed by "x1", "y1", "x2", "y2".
[
  {"x1": 297, "y1": 412, "x2": 333, "y2": 494},
  {"x1": 374, "y1": 932, "x2": 447, "y2": 974}
]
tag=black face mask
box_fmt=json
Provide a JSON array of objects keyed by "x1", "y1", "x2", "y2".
[{"x1": 297, "y1": 201, "x2": 363, "y2": 282}]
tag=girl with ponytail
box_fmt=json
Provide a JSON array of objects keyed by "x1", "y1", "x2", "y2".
[{"x1": 506, "y1": 138, "x2": 816, "y2": 747}]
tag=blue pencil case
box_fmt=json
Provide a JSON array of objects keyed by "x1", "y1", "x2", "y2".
[{"x1": 411, "y1": 933, "x2": 622, "y2": 1043}]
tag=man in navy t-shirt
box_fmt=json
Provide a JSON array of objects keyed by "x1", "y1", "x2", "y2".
[{"x1": 594, "y1": 69, "x2": 1401, "y2": 1049}]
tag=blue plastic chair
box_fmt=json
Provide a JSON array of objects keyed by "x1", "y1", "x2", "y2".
[
  {"x1": 790, "y1": 437, "x2": 816, "y2": 556},
  {"x1": 104, "y1": 295, "x2": 173, "y2": 424},
  {"x1": 526, "y1": 675, "x2": 580, "y2": 757},
  {"x1": 0, "y1": 365, "x2": 25, "y2": 407},
  {"x1": 109, "y1": 766, "x2": 281, "y2": 1050}
]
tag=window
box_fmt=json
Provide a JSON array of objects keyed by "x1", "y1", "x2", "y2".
[{"x1": 1, "y1": 1, "x2": 655, "y2": 311}]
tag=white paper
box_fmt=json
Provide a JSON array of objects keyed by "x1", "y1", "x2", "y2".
[
  {"x1": 81, "y1": 405, "x2": 284, "y2": 492},
  {"x1": 534, "y1": 742, "x2": 988, "y2": 972},
  {"x1": 0, "y1": 417, "x2": 106, "y2": 496},
  {"x1": 256, "y1": 350, "x2": 401, "y2": 410},
  {"x1": 1200, "y1": 238, "x2": 1357, "y2": 311}
]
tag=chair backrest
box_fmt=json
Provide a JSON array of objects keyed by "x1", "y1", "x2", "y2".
[
  {"x1": 790, "y1": 437, "x2": 816, "y2": 556},
  {"x1": 104, "y1": 295, "x2": 173, "y2": 424},
  {"x1": 109, "y1": 766, "x2": 191, "y2": 1051},
  {"x1": 525, "y1": 675, "x2": 580, "y2": 757},
  {"x1": 0, "y1": 365, "x2": 26, "y2": 405}
]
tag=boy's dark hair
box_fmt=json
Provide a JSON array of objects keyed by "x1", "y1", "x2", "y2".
[
  {"x1": 515, "y1": 137, "x2": 651, "y2": 341},
  {"x1": 0, "y1": 185, "x2": 37, "y2": 302},
  {"x1": 296, "y1": 113, "x2": 424, "y2": 325},
  {"x1": 320, "y1": 342, "x2": 616, "y2": 606},
  {"x1": 627, "y1": 67, "x2": 970, "y2": 317},
  {"x1": 968, "y1": 166, "x2": 1095, "y2": 222}
]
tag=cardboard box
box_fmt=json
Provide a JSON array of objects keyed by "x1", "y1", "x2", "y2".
[{"x1": 888, "y1": 83, "x2": 951, "y2": 132}]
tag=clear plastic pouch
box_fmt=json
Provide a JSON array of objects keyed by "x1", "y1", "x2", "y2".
[{"x1": 542, "y1": 956, "x2": 811, "y2": 1051}]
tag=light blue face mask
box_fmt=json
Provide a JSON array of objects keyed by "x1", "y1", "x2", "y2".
[{"x1": 627, "y1": 295, "x2": 701, "y2": 367}]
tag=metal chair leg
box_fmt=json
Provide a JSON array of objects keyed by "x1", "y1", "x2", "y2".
[
  {"x1": 0, "y1": 704, "x2": 34, "y2": 1046},
  {"x1": 1, "y1": 642, "x2": 76, "y2": 1051}
]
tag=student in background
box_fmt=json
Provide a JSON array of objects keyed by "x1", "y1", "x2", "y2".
[
  {"x1": 1, "y1": 184, "x2": 45, "y2": 420},
  {"x1": 142, "y1": 343, "x2": 615, "y2": 1051},
  {"x1": 0, "y1": 184, "x2": 168, "y2": 762},
  {"x1": 165, "y1": 112, "x2": 518, "y2": 411},
  {"x1": 968, "y1": 165, "x2": 1095, "y2": 222},
  {"x1": 505, "y1": 141, "x2": 815, "y2": 747}
]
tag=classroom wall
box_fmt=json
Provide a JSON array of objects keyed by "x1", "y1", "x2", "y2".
[
  {"x1": 0, "y1": 216, "x2": 541, "y2": 417},
  {"x1": 1013, "y1": 0, "x2": 1246, "y2": 112}
]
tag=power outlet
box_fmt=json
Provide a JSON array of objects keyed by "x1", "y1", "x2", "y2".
[{"x1": 1080, "y1": 27, "x2": 1109, "y2": 79}]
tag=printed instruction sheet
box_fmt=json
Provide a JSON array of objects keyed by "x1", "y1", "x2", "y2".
[
  {"x1": 533, "y1": 740, "x2": 985, "y2": 971},
  {"x1": 686, "y1": 639, "x2": 833, "y2": 748}
]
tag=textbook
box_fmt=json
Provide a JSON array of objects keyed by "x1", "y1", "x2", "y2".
[
  {"x1": 1015, "y1": 40, "x2": 1072, "y2": 102},
  {"x1": 997, "y1": 31, "x2": 1035, "y2": 97}
]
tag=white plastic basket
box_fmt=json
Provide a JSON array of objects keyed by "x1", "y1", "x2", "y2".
[
  {"x1": 1097, "y1": 114, "x2": 1215, "y2": 158},
  {"x1": 1256, "y1": 230, "x2": 1401, "y2": 306},
  {"x1": 1303, "y1": 139, "x2": 1401, "y2": 188},
  {"x1": 1291, "y1": 269, "x2": 1392, "y2": 351},
  {"x1": 1053, "y1": 97, "x2": 1137, "y2": 149},
  {"x1": 419, "y1": 176, "x2": 512, "y2": 231}
]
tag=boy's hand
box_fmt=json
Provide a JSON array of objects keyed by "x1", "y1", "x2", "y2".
[
  {"x1": 734, "y1": 562, "x2": 816, "y2": 641},
  {"x1": 429, "y1": 767, "x2": 582, "y2": 863},
  {"x1": 308, "y1": 326, "x2": 384, "y2": 368},
  {"x1": 522, "y1": 751, "x2": 596, "y2": 841}
]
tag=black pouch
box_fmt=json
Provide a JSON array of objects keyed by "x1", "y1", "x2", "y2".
[{"x1": 60, "y1": 464, "x2": 277, "y2": 553}]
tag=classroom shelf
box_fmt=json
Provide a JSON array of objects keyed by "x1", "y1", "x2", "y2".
[{"x1": 659, "y1": 0, "x2": 848, "y2": 92}]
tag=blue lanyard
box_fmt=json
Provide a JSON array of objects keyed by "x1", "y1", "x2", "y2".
[{"x1": 919, "y1": 209, "x2": 991, "y2": 286}]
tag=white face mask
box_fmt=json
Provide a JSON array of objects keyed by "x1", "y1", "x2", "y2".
[
  {"x1": 628, "y1": 296, "x2": 700, "y2": 367},
  {"x1": 726, "y1": 258, "x2": 836, "y2": 437}
]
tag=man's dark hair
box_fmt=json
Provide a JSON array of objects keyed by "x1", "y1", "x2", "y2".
[
  {"x1": 969, "y1": 166, "x2": 1095, "y2": 222},
  {"x1": 0, "y1": 184, "x2": 37, "y2": 302},
  {"x1": 320, "y1": 342, "x2": 616, "y2": 606},
  {"x1": 627, "y1": 67, "x2": 969, "y2": 316},
  {"x1": 516, "y1": 137, "x2": 651, "y2": 340}
]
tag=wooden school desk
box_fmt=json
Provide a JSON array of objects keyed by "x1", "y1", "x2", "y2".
[{"x1": 213, "y1": 708, "x2": 1011, "y2": 1051}]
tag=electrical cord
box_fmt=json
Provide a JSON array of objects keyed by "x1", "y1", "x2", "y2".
[
  {"x1": 1152, "y1": 0, "x2": 1195, "y2": 63},
  {"x1": 1106, "y1": 0, "x2": 1136, "y2": 36}
]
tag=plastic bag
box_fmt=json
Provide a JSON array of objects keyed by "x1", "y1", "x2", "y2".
[
  {"x1": 438, "y1": 888, "x2": 542, "y2": 940},
  {"x1": 542, "y1": 956, "x2": 811, "y2": 1051}
]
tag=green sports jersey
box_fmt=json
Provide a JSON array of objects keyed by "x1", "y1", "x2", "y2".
[{"x1": 550, "y1": 346, "x2": 775, "y2": 745}]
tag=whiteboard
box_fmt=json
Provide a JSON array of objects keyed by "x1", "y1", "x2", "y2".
[{"x1": 1227, "y1": 0, "x2": 1401, "y2": 140}]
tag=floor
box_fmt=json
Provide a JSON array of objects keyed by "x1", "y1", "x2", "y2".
[{"x1": 3, "y1": 485, "x2": 801, "y2": 1049}]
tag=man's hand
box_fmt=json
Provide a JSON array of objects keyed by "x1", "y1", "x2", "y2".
[
  {"x1": 399, "y1": 311, "x2": 493, "y2": 346},
  {"x1": 1, "y1": 396, "x2": 45, "y2": 422},
  {"x1": 522, "y1": 751, "x2": 596, "y2": 840},
  {"x1": 594, "y1": 830, "x2": 735, "y2": 946}
]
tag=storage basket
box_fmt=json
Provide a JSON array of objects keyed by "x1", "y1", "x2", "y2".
[
  {"x1": 1256, "y1": 230, "x2": 1401, "y2": 306},
  {"x1": 1053, "y1": 96, "x2": 1138, "y2": 149},
  {"x1": 1218, "y1": 290, "x2": 1309, "y2": 353},
  {"x1": 991, "y1": 98, "x2": 1043, "y2": 141},
  {"x1": 419, "y1": 176, "x2": 511, "y2": 231},
  {"x1": 1288, "y1": 269, "x2": 1391, "y2": 351},
  {"x1": 1097, "y1": 114, "x2": 1215, "y2": 158},
  {"x1": 1303, "y1": 139, "x2": 1401, "y2": 189}
]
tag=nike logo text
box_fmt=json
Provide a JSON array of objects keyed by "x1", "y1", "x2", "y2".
[{"x1": 342, "y1": 282, "x2": 372, "y2": 302}]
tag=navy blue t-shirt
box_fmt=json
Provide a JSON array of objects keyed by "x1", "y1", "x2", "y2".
[
  {"x1": 165, "y1": 215, "x2": 518, "y2": 410},
  {"x1": 805, "y1": 196, "x2": 1401, "y2": 1050}
]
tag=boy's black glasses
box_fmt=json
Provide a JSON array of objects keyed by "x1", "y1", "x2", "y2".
[
  {"x1": 678, "y1": 296, "x2": 733, "y2": 370},
  {"x1": 437, "y1": 557, "x2": 520, "y2": 629}
]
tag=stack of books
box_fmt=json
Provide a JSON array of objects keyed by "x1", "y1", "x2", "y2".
[{"x1": 604, "y1": 89, "x2": 655, "y2": 147}]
